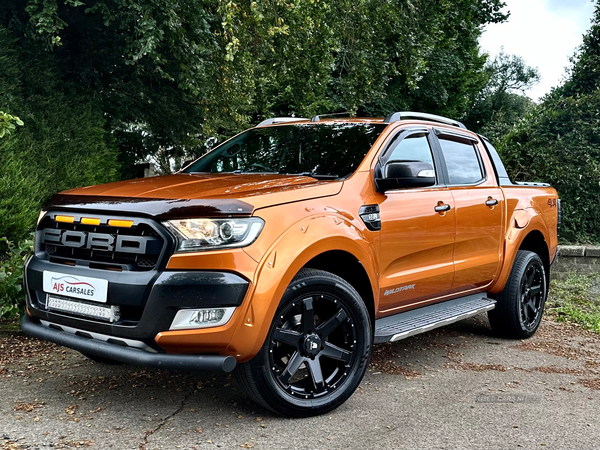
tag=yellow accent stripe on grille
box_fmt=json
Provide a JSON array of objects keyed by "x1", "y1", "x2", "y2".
[
  {"x1": 107, "y1": 219, "x2": 134, "y2": 228},
  {"x1": 55, "y1": 215, "x2": 75, "y2": 223}
]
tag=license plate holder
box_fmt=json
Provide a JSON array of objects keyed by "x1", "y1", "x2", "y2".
[{"x1": 43, "y1": 271, "x2": 108, "y2": 303}]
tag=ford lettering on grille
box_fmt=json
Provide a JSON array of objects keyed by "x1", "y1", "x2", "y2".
[{"x1": 42, "y1": 228, "x2": 161, "y2": 255}]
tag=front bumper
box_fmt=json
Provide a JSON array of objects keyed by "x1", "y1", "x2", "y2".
[
  {"x1": 21, "y1": 315, "x2": 237, "y2": 372},
  {"x1": 25, "y1": 256, "x2": 249, "y2": 347}
]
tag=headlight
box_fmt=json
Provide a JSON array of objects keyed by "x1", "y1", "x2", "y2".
[{"x1": 165, "y1": 217, "x2": 264, "y2": 252}]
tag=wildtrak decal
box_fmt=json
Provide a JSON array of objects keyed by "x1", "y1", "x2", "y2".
[{"x1": 384, "y1": 284, "x2": 415, "y2": 296}]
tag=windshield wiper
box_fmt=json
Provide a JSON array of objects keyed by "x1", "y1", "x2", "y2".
[
  {"x1": 232, "y1": 169, "x2": 280, "y2": 174},
  {"x1": 295, "y1": 172, "x2": 339, "y2": 180}
]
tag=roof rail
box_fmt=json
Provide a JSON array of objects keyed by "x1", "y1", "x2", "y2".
[
  {"x1": 310, "y1": 112, "x2": 352, "y2": 122},
  {"x1": 384, "y1": 112, "x2": 466, "y2": 129},
  {"x1": 256, "y1": 117, "x2": 308, "y2": 127}
]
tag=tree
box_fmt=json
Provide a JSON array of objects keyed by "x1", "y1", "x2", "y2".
[
  {"x1": 463, "y1": 52, "x2": 540, "y2": 140},
  {"x1": 557, "y1": 2, "x2": 600, "y2": 98},
  {"x1": 0, "y1": 0, "x2": 511, "y2": 240},
  {"x1": 497, "y1": 1, "x2": 600, "y2": 243},
  {"x1": 0, "y1": 26, "x2": 120, "y2": 242},
  {"x1": 2, "y1": 0, "x2": 507, "y2": 169},
  {"x1": 500, "y1": 94, "x2": 600, "y2": 243}
]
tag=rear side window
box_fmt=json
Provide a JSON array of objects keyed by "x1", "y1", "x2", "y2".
[{"x1": 438, "y1": 139, "x2": 484, "y2": 185}]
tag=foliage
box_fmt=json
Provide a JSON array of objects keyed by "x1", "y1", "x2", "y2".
[
  {"x1": 463, "y1": 52, "x2": 539, "y2": 140},
  {"x1": 1, "y1": 0, "x2": 507, "y2": 172},
  {"x1": 547, "y1": 274, "x2": 600, "y2": 334},
  {"x1": 0, "y1": 236, "x2": 33, "y2": 320},
  {"x1": 496, "y1": 2, "x2": 600, "y2": 244},
  {"x1": 499, "y1": 93, "x2": 600, "y2": 243},
  {"x1": 0, "y1": 26, "x2": 120, "y2": 242},
  {"x1": 0, "y1": 111, "x2": 23, "y2": 138},
  {"x1": 0, "y1": 0, "x2": 512, "y2": 242},
  {"x1": 557, "y1": 2, "x2": 600, "y2": 99}
]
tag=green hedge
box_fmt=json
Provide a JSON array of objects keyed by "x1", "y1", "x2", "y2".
[
  {"x1": 0, "y1": 26, "x2": 120, "y2": 244},
  {"x1": 498, "y1": 92, "x2": 600, "y2": 243},
  {"x1": 0, "y1": 26, "x2": 121, "y2": 319},
  {"x1": 0, "y1": 236, "x2": 33, "y2": 319}
]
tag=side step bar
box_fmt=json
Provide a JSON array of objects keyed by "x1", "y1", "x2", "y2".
[{"x1": 374, "y1": 294, "x2": 496, "y2": 344}]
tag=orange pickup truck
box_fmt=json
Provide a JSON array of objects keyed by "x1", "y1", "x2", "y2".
[{"x1": 22, "y1": 112, "x2": 559, "y2": 417}]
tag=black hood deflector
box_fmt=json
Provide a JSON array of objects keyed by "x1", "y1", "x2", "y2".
[{"x1": 46, "y1": 194, "x2": 254, "y2": 220}]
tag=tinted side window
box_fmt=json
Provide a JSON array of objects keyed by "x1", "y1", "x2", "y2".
[
  {"x1": 438, "y1": 139, "x2": 483, "y2": 185},
  {"x1": 387, "y1": 135, "x2": 434, "y2": 166}
]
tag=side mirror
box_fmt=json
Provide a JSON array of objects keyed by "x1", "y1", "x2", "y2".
[{"x1": 375, "y1": 161, "x2": 436, "y2": 192}]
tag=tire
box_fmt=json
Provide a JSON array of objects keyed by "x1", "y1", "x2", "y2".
[
  {"x1": 488, "y1": 250, "x2": 547, "y2": 339},
  {"x1": 81, "y1": 353, "x2": 123, "y2": 365},
  {"x1": 235, "y1": 268, "x2": 372, "y2": 417}
]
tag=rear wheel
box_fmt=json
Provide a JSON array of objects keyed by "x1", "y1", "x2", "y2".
[
  {"x1": 235, "y1": 268, "x2": 372, "y2": 417},
  {"x1": 488, "y1": 250, "x2": 547, "y2": 339}
]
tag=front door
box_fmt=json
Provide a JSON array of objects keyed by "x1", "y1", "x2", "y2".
[{"x1": 377, "y1": 131, "x2": 456, "y2": 313}]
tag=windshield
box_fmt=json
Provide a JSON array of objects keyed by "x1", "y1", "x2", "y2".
[{"x1": 183, "y1": 123, "x2": 386, "y2": 179}]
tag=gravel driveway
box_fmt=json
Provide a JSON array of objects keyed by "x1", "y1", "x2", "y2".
[{"x1": 1, "y1": 316, "x2": 599, "y2": 450}]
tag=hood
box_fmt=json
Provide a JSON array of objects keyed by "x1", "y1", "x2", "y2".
[{"x1": 48, "y1": 173, "x2": 342, "y2": 219}]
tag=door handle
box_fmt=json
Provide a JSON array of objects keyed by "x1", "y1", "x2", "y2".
[
  {"x1": 434, "y1": 204, "x2": 451, "y2": 213},
  {"x1": 485, "y1": 198, "x2": 499, "y2": 207}
]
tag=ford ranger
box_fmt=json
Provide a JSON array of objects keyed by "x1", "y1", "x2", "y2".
[{"x1": 21, "y1": 112, "x2": 560, "y2": 417}]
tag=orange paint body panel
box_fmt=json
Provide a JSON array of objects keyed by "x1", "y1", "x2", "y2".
[
  {"x1": 29, "y1": 117, "x2": 559, "y2": 363},
  {"x1": 377, "y1": 187, "x2": 456, "y2": 311}
]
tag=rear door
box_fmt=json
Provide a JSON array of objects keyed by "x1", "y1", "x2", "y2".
[
  {"x1": 377, "y1": 128, "x2": 456, "y2": 313},
  {"x1": 433, "y1": 129, "x2": 504, "y2": 293}
]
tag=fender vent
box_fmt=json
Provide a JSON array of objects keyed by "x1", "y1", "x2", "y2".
[{"x1": 359, "y1": 205, "x2": 381, "y2": 231}]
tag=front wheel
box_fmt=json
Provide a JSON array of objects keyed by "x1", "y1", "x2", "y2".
[
  {"x1": 488, "y1": 250, "x2": 547, "y2": 339},
  {"x1": 235, "y1": 268, "x2": 372, "y2": 417}
]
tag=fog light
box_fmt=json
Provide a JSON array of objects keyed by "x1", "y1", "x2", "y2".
[{"x1": 169, "y1": 307, "x2": 236, "y2": 330}]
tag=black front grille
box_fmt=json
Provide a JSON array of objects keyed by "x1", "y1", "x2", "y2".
[{"x1": 38, "y1": 214, "x2": 167, "y2": 271}]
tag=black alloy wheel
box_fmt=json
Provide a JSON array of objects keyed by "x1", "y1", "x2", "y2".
[
  {"x1": 269, "y1": 294, "x2": 357, "y2": 399},
  {"x1": 519, "y1": 260, "x2": 545, "y2": 333},
  {"x1": 235, "y1": 269, "x2": 372, "y2": 417},
  {"x1": 488, "y1": 250, "x2": 547, "y2": 339}
]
